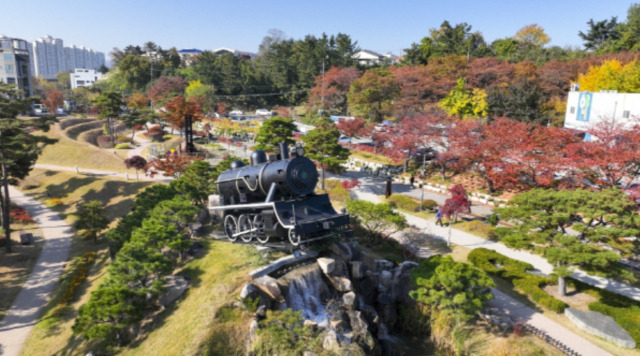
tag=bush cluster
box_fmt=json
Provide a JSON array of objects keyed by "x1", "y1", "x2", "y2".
[
  {"x1": 468, "y1": 248, "x2": 566, "y2": 313},
  {"x1": 386, "y1": 194, "x2": 420, "y2": 211},
  {"x1": 65, "y1": 120, "x2": 105, "y2": 140},
  {"x1": 323, "y1": 179, "x2": 350, "y2": 204},
  {"x1": 59, "y1": 118, "x2": 95, "y2": 130},
  {"x1": 58, "y1": 251, "x2": 96, "y2": 307},
  {"x1": 45, "y1": 198, "x2": 64, "y2": 207},
  {"x1": 465, "y1": 220, "x2": 497, "y2": 240},
  {"x1": 9, "y1": 205, "x2": 34, "y2": 224}
]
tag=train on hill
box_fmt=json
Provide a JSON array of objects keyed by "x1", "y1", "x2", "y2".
[{"x1": 208, "y1": 143, "x2": 351, "y2": 246}]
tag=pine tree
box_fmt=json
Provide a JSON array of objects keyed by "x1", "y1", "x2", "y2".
[{"x1": 301, "y1": 117, "x2": 350, "y2": 190}]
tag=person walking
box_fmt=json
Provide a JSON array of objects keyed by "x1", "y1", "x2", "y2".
[{"x1": 436, "y1": 206, "x2": 443, "y2": 226}]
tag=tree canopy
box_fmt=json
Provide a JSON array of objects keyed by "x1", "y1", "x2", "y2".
[{"x1": 254, "y1": 116, "x2": 296, "y2": 152}]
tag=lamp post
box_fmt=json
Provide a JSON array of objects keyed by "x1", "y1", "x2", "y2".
[{"x1": 420, "y1": 152, "x2": 426, "y2": 210}]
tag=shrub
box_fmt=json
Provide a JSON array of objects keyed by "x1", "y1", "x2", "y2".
[
  {"x1": 45, "y1": 198, "x2": 64, "y2": 207},
  {"x1": 59, "y1": 251, "x2": 96, "y2": 307},
  {"x1": 327, "y1": 183, "x2": 350, "y2": 204},
  {"x1": 386, "y1": 194, "x2": 420, "y2": 211},
  {"x1": 465, "y1": 220, "x2": 497, "y2": 240},
  {"x1": 421, "y1": 199, "x2": 438, "y2": 211},
  {"x1": 10, "y1": 205, "x2": 34, "y2": 224},
  {"x1": 468, "y1": 248, "x2": 566, "y2": 312},
  {"x1": 487, "y1": 213, "x2": 500, "y2": 226},
  {"x1": 115, "y1": 143, "x2": 131, "y2": 149}
]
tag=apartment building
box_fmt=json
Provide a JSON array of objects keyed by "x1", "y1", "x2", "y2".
[{"x1": 0, "y1": 35, "x2": 33, "y2": 95}]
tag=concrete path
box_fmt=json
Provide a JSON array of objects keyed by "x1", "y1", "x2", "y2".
[
  {"x1": 488, "y1": 289, "x2": 612, "y2": 356},
  {"x1": 350, "y1": 171, "x2": 640, "y2": 303},
  {"x1": 33, "y1": 163, "x2": 171, "y2": 183},
  {"x1": 0, "y1": 186, "x2": 73, "y2": 356}
]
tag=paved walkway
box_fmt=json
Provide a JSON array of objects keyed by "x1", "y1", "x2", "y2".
[
  {"x1": 0, "y1": 186, "x2": 73, "y2": 356},
  {"x1": 350, "y1": 174, "x2": 638, "y2": 355},
  {"x1": 488, "y1": 289, "x2": 612, "y2": 356},
  {"x1": 33, "y1": 163, "x2": 171, "y2": 183},
  {"x1": 351, "y1": 172, "x2": 640, "y2": 303}
]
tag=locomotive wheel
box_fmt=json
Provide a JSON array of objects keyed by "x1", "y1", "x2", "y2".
[
  {"x1": 224, "y1": 215, "x2": 238, "y2": 242},
  {"x1": 238, "y1": 214, "x2": 253, "y2": 243},
  {"x1": 254, "y1": 215, "x2": 269, "y2": 244},
  {"x1": 288, "y1": 228, "x2": 301, "y2": 246}
]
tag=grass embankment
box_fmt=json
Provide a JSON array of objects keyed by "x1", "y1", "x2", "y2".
[
  {"x1": 36, "y1": 122, "x2": 130, "y2": 171},
  {"x1": 21, "y1": 240, "x2": 262, "y2": 356},
  {"x1": 19, "y1": 169, "x2": 152, "y2": 223},
  {"x1": 0, "y1": 222, "x2": 43, "y2": 320}
]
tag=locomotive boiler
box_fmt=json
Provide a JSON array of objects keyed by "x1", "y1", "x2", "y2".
[{"x1": 208, "y1": 143, "x2": 351, "y2": 245}]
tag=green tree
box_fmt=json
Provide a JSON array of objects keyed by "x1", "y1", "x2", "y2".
[
  {"x1": 491, "y1": 38, "x2": 519, "y2": 61},
  {"x1": 486, "y1": 78, "x2": 547, "y2": 123},
  {"x1": 117, "y1": 54, "x2": 151, "y2": 91},
  {"x1": 496, "y1": 188, "x2": 639, "y2": 295},
  {"x1": 345, "y1": 200, "x2": 407, "y2": 245},
  {"x1": 438, "y1": 78, "x2": 488, "y2": 119},
  {"x1": 73, "y1": 279, "x2": 147, "y2": 346},
  {"x1": 617, "y1": 4, "x2": 640, "y2": 50},
  {"x1": 171, "y1": 160, "x2": 216, "y2": 208},
  {"x1": 254, "y1": 116, "x2": 296, "y2": 153},
  {"x1": 73, "y1": 200, "x2": 110, "y2": 243},
  {"x1": 301, "y1": 117, "x2": 350, "y2": 190},
  {"x1": 347, "y1": 67, "x2": 399, "y2": 122},
  {"x1": 0, "y1": 83, "x2": 57, "y2": 252},
  {"x1": 105, "y1": 185, "x2": 176, "y2": 257},
  {"x1": 410, "y1": 255, "x2": 494, "y2": 321},
  {"x1": 578, "y1": 17, "x2": 620, "y2": 51},
  {"x1": 93, "y1": 91, "x2": 124, "y2": 141},
  {"x1": 418, "y1": 21, "x2": 487, "y2": 60}
]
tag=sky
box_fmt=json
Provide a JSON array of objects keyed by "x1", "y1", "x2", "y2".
[{"x1": 3, "y1": 0, "x2": 636, "y2": 60}]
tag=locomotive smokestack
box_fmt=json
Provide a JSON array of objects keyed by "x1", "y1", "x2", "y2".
[{"x1": 279, "y1": 142, "x2": 289, "y2": 160}]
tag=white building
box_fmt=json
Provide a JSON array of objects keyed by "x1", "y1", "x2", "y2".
[
  {"x1": 0, "y1": 35, "x2": 33, "y2": 95},
  {"x1": 352, "y1": 50, "x2": 399, "y2": 66},
  {"x1": 70, "y1": 68, "x2": 102, "y2": 89},
  {"x1": 564, "y1": 87, "x2": 640, "y2": 139}
]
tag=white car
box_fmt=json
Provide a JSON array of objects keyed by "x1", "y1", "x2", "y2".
[
  {"x1": 229, "y1": 110, "x2": 243, "y2": 116},
  {"x1": 255, "y1": 109, "x2": 271, "y2": 116}
]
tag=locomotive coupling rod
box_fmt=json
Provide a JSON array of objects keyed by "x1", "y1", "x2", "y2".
[
  {"x1": 209, "y1": 202, "x2": 275, "y2": 211},
  {"x1": 232, "y1": 228, "x2": 258, "y2": 238}
]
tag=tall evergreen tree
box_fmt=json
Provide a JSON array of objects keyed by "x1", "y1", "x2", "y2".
[
  {"x1": 0, "y1": 83, "x2": 57, "y2": 252},
  {"x1": 301, "y1": 117, "x2": 350, "y2": 190}
]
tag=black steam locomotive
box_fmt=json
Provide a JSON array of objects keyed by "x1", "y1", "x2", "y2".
[{"x1": 208, "y1": 143, "x2": 351, "y2": 245}]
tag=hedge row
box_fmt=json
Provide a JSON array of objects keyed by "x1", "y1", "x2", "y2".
[
  {"x1": 386, "y1": 194, "x2": 437, "y2": 212},
  {"x1": 59, "y1": 118, "x2": 96, "y2": 130},
  {"x1": 65, "y1": 120, "x2": 105, "y2": 140},
  {"x1": 468, "y1": 248, "x2": 566, "y2": 313},
  {"x1": 568, "y1": 278, "x2": 640, "y2": 346}
]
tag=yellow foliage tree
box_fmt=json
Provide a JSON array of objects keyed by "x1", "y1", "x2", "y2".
[
  {"x1": 577, "y1": 59, "x2": 640, "y2": 92},
  {"x1": 439, "y1": 78, "x2": 488, "y2": 119},
  {"x1": 514, "y1": 24, "x2": 551, "y2": 47}
]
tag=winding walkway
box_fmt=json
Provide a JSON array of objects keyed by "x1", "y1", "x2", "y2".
[
  {"x1": 349, "y1": 174, "x2": 635, "y2": 355},
  {"x1": 0, "y1": 186, "x2": 73, "y2": 356}
]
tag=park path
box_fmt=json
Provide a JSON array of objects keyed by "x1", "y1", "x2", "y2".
[
  {"x1": 351, "y1": 172, "x2": 640, "y2": 303},
  {"x1": 0, "y1": 186, "x2": 73, "y2": 356},
  {"x1": 349, "y1": 175, "x2": 632, "y2": 355}
]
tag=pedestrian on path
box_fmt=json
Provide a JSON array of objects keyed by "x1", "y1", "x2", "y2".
[
  {"x1": 436, "y1": 206, "x2": 443, "y2": 226},
  {"x1": 410, "y1": 175, "x2": 415, "y2": 188}
]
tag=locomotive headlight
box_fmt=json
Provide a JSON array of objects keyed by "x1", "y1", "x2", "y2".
[{"x1": 296, "y1": 147, "x2": 305, "y2": 157}]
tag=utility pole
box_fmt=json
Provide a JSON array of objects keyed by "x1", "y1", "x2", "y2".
[{"x1": 420, "y1": 152, "x2": 426, "y2": 209}]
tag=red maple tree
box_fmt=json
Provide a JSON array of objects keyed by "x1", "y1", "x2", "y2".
[
  {"x1": 441, "y1": 185, "x2": 471, "y2": 222},
  {"x1": 308, "y1": 66, "x2": 361, "y2": 114},
  {"x1": 335, "y1": 117, "x2": 371, "y2": 148}
]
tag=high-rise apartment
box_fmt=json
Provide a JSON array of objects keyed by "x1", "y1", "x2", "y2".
[{"x1": 29, "y1": 35, "x2": 106, "y2": 79}]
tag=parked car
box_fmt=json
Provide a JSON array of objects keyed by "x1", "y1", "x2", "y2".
[
  {"x1": 255, "y1": 109, "x2": 271, "y2": 116},
  {"x1": 229, "y1": 110, "x2": 243, "y2": 116}
]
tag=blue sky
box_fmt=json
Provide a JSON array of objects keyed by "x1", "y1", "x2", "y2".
[{"x1": 3, "y1": 0, "x2": 635, "y2": 58}]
